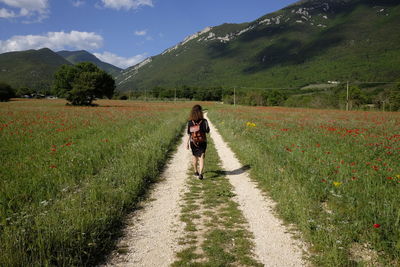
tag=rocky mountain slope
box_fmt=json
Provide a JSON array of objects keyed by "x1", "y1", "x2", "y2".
[{"x1": 117, "y1": 0, "x2": 400, "y2": 91}]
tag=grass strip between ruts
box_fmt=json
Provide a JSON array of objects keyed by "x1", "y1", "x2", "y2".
[{"x1": 173, "y1": 138, "x2": 262, "y2": 266}]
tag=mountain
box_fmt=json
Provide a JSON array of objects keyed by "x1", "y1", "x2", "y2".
[
  {"x1": 0, "y1": 48, "x2": 72, "y2": 92},
  {"x1": 57, "y1": 50, "x2": 122, "y2": 76},
  {"x1": 116, "y1": 0, "x2": 400, "y2": 91}
]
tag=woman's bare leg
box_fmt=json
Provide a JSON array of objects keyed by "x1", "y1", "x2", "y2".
[
  {"x1": 199, "y1": 153, "x2": 205, "y2": 175},
  {"x1": 192, "y1": 156, "x2": 199, "y2": 173}
]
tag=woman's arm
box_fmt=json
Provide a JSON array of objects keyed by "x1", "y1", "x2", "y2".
[
  {"x1": 204, "y1": 120, "x2": 210, "y2": 133},
  {"x1": 186, "y1": 121, "x2": 191, "y2": 150}
]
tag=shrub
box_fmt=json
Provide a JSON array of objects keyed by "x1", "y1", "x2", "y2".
[{"x1": 0, "y1": 82, "x2": 15, "y2": 101}]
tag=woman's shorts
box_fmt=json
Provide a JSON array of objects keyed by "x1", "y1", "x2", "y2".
[{"x1": 190, "y1": 142, "x2": 207, "y2": 157}]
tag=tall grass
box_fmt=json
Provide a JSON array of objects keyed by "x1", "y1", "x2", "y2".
[
  {"x1": 208, "y1": 105, "x2": 400, "y2": 266},
  {"x1": 0, "y1": 99, "x2": 190, "y2": 266}
]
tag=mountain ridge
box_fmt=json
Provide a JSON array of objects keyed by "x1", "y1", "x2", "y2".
[
  {"x1": 0, "y1": 48, "x2": 122, "y2": 92},
  {"x1": 116, "y1": 0, "x2": 400, "y2": 91},
  {"x1": 57, "y1": 50, "x2": 122, "y2": 76},
  {"x1": 0, "y1": 48, "x2": 71, "y2": 92}
]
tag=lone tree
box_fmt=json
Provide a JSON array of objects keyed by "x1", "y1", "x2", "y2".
[
  {"x1": 53, "y1": 62, "x2": 115, "y2": 105},
  {"x1": 0, "y1": 82, "x2": 15, "y2": 102}
]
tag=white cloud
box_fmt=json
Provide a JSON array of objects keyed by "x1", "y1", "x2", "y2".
[
  {"x1": 101, "y1": 0, "x2": 153, "y2": 10},
  {"x1": 72, "y1": 0, "x2": 85, "y2": 7},
  {"x1": 134, "y1": 29, "x2": 147, "y2": 36},
  {"x1": 0, "y1": 0, "x2": 49, "y2": 21},
  {"x1": 93, "y1": 51, "x2": 147, "y2": 69},
  {"x1": 0, "y1": 7, "x2": 16, "y2": 18},
  {"x1": 0, "y1": 31, "x2": 103, "y2": 53}
]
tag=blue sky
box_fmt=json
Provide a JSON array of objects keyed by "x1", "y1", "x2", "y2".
[{"x1": 0, "y1": 0, "x2": 298, "y2": 68}]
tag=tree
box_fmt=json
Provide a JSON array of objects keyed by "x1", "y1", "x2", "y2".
[
  {"x1": 52, "y1": 65, "x2": 78, "y2": 97},
  {"x1": 389, "y1": 83, "x2": 400, "y2": 111},
  {"x1": 265, "y1": 90, "x2": 287, "y2": 106},
  {"x1": 53, "y1": 62, "x2": 115, "y2": 105},
  {"x1": 0, "y1": 83, "x2": 15, "y2": 102},
  {"x1": 16, "y1": 87, "x2": 35, "y2": 97},
  {"x1": 348, "y1": 85, "x2": 367, "y2": 108},
  {"x1": 336, "y1": 84, "x2": 367, "y2": 110}
]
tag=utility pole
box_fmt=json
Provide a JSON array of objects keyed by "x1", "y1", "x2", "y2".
[
  {"x1": 346, "y1": 81, "x2": 349, "y2": 111},
  {"x1": 233, "y1": 87, "x2": 236, "y2": 107},
  {"x1": 174, "y1": 88, "x2": 176, "y2": 103},
  {"x1": 144, "y1": 88, "x2": 147, "y2": 102},
  {"x1": 382, "y1": 100, "x2": 385, "y2": 112}
]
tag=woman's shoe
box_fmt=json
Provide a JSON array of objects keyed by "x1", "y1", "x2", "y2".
[{"x1": 199, "y1": 174, "x2": 203, "y2": 180}]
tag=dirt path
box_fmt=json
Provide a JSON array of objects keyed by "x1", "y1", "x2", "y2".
[
  {"x1": 104, "y1": 134, "x2": 191, "y2": 267},
  {"x1": 105, "y1": 118, "x2": 307, "y2": 266},
  {"x1": 206, "y1": 114, "x2": 307, "y2": 266}
]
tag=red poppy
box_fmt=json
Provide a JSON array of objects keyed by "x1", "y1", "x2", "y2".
[{"x1": 373, "y1": 224, "x2": 381, "y2": 228}]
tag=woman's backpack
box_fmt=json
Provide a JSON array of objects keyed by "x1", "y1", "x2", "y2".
[{"x1": 190, "y1": 120, "x2": 206, "y2": 145}]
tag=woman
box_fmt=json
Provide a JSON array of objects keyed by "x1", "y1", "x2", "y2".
[{"x1": 186, "y1": 105, "x2": 210, "y2": 180}]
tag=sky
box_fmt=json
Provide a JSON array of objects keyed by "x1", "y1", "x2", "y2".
[{"x1": 0, "y1": 0, "x2": 299, "y2": 69}]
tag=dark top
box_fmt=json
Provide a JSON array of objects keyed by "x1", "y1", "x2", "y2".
[{"x1": 187, "y1": 119, "x2": 210, "y2": 135}]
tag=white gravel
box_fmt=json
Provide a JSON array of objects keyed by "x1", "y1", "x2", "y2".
[
  {"x1": 103, "y1": 134, "x2": 191, "y2": 267},
  {"x1": 206, "y1": 114, "x2": 307, "y2": 267}
]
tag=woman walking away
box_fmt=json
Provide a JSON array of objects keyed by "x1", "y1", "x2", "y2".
[{"x1": 186, "y1": 105, "x2": 210, "y2": 180}]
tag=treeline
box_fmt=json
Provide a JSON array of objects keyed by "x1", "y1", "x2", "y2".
[
  {"x1": 285, "y1": 83, "x2": 400, "y2": 111},
  {"x1": 116, "y1": 83, "x2": 400, "y2": 111},
  {"x1": 2, "y1": 74, "x2": 400, "y2": 111},
  {"x1": 116, "y1": 85, "x2": 289, "y2": 106}
]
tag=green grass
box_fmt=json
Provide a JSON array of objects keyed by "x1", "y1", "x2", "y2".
[
  {"x1": 208, "y1": 105, "x2": 400, "y2": 266},
  {"x1": 173, "y1": 138, "x2": 262, "y2": 266},
  {"x1": 0, "y1": 99, "x2": 191, "y2": 266},
  {"x1": 117, "y1": 1, "x2": 400, "y2": 91}
]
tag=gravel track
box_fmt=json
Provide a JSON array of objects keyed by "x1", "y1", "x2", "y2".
[
  {"x1": 104, "y1": 117, "x2": 307, "y2": 266},
  {"x1": 104, "y1": 135, "x2": 190, "y2": 267},
  {"x1": 206, "y1": 114, "x2": 307, "y2": 266}
]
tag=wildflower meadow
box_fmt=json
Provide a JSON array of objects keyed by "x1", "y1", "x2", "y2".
[
  {"x1": 0, "y1": 99, "x2": 190, "y2": 266},
  {"x1": 208, "y1": 106, "x2": 400, "y2": 265}
]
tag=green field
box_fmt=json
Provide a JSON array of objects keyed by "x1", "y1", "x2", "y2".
[
  {"x1": 1, "y1": 99, "x2": 399, "y2": 266},
  {"x1": 0, "y1": 99, "x2": 190, "y2": 266},
  {"x1": 208, "y1": 106, "x2": 400, "y2": 265}
]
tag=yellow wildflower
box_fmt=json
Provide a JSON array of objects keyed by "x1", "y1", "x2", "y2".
[
  {"x1": 246, "y1": 122, "x2": 256, "y2": 127},
  {"x1": 396, "y1": 174, "x2": 400, "y2": 179},
  {"x1": 333, "y1": 182, "x2": 342, "y2": 187}
]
